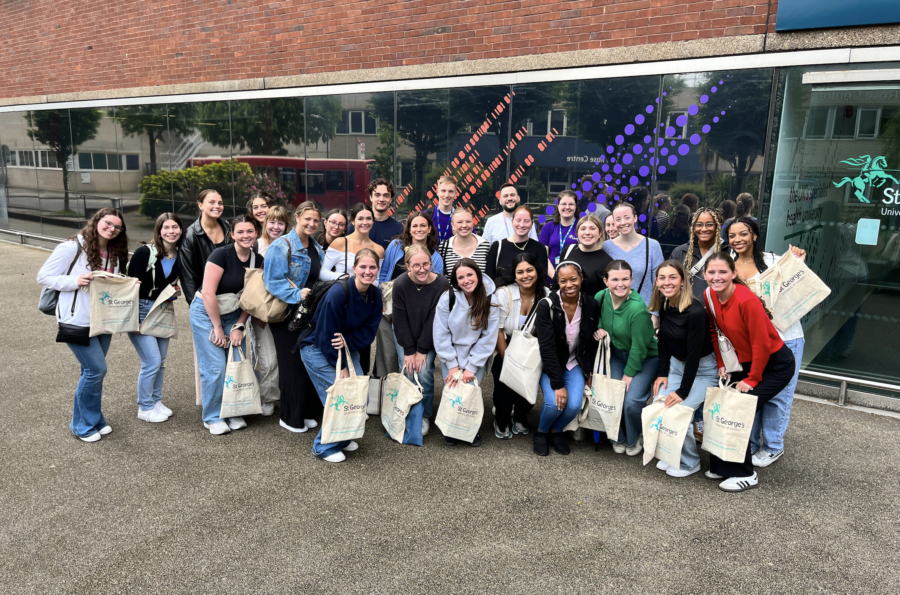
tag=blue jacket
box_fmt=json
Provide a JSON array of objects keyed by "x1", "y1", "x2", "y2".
[
  {"x1": 378, "y1": 239, "x2": 445, "y2": 285},
  {"x1": 302, "y1": 276, "x2": 382, "y2": 370},
  {"x1": 263, "y1": 229, "x2": 324, "y2": 305}
]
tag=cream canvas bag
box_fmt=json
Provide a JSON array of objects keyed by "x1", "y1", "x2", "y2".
[
  {"x1": 647, "y1": 403, "x2": 695, "y2": 468},
  {"x1": 380, "y1": 281, "x2": 394, "y2": 316},
  {"x1": 140, "y1": 284, "x2": 178, "y2": 339},
  {"x1": 219, "y1": 345, "x2": 262, "y2": 418},
  {"x1": 88, "y1": 272, "x2": 140, "y2": 336},
  {"x1": 499, "y1": 296, "x2": 549, "y2": 405},
  {"x1": 320, "y1": 342, "x2": 370, "y2": 444},
  {"x1": 747, "y1": 251, "x2": 831, "y2": 332},
  {"x1": 580, "y1": 336, "x2": 627, "y2": 434},
  {"x1": 701, "y1": 377, "x2": 758, "y2": 463},
  {"x1": 641, "y1": 400, "x2": 667, "y2": 466},
  {"x1": 380, "y1": 371, "x2": 424, "y2": 443},
  {"x1": 435, "y1": 372, "x2": 484, "y2": 443}
]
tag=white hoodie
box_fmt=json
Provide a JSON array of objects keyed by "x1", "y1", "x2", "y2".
[
  {"x1": 432, "y1": 275, "x2": 500, "y2": 373},
  {"x1": 37, "y1": 236, "x2": 120, "y2": 327}
]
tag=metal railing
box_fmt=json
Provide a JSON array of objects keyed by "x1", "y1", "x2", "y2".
[{"x1": 799, "y1": 369, "x2": 900, "y2": 406}]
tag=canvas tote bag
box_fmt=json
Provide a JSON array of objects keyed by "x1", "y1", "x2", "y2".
[
  {"x1": 701, "y1": 377, "x2": 758, "y2": 463},
  {"x1": 140, "y1": 284, "x2": 178, "y2": 339},
  {"x1": 320, "y1": 342, "x2": 370, "y2": 444},
  {"x1": 644, "y1": 402, "x2": 695, "y2": 468},
  {"x1": 499, "y1": 296, "x2": 549, "y2": 405},
  {"x1": 747, "y1": 251, "x2": 831, "y2": 332},
  {"x1": 219, "y1": 344, "x2": 263, "y2": 418},
  {"x1": 380, "y1": 280, "x2": 394, "y2": 317},
  {"x1": 380, "y1": 371, "x2": 424, "y2": 444},
  {"x1": 240, "y1": 243, "x2": 293, "y2": 323},
  {"x1": 89, "y1": 272, "x2": 140, "y2": 337},
  {"x1": 435, "y1": 372, "x2": 484, "y2": 443},
  {"x1": 579, "y1": 336, "x2": 627, "y2": 434},
  {"x1": 641, "y1": 400, "x2": 667, "y2": 466}
]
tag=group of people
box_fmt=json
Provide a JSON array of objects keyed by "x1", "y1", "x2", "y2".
[{"x1": 37, "y1": 175, "x2": 804, "y2": 492}]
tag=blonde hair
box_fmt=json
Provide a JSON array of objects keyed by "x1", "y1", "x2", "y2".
[
  {"x1": 437, "y1": 175, "x2": 458, "y2": 188},
  {"x1": 294, "y1": 200, "x2": 322, "y2": 220},
  {"x1": 403, "y1": 243, "x2": 430, "y2": 265},
  {"x1": 263, "y1": 206, "x2": 291, "y2": 243},
  {"x1": 648, "y1": 259, "x2": 694, "y2": 313},
  {"x1": 576, "y1": 214, "x2": 606, "y2": 248}
]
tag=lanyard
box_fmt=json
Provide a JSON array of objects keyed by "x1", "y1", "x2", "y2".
[
  {"x1": 434, "y1": 208, "x2": 453, "y2": 241},
  {"x1": 558, "y1": 223, "x2": 574, "y2": 255}
]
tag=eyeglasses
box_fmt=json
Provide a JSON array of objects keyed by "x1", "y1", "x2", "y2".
[
  {"x1": 327, "y1": 221, "x2": 346, "y2": 228},
  {"x1": 101, "y1": 220, "x2": 123, "y2": 232},
  {"x1": 694, "y1": 222, "x2": 717, "y2": 230},
  {"x1": 410, "y1": 263, "x2": 432, "y2": 271}
]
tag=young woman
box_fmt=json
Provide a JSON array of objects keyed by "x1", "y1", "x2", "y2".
[
  {"x1": 670, "y1": 207, "x2": 724, "y2": 300},
  {"x1": 438, "y1": 208, "x2": 491, "y2": 275},
  {"x1": 594, "y1": 260, "x2": 659, "y2": 456},
  {"x1": 703, "y1": 252, "x2": 795, "y2": 492},
  {"x1": 539, "y1": 190, "x2": 580, "y2": 277},
  {"x1": 392, "y1": 245, "x2": 451, "y2": 442},
  {"x1": 189, "y1": 214, "x2": 262, "y2": 435},
  {"x1": 601, "y1": 202, "x2": 664, "y2": 309},
  {"x1": 493, "y1": 252, "x2": 550, "y2": 439},
  {"x1": 719, "y1": 200, "x2": 736, "y2": 226},
  {"x1": 604, "y1": 214, "x2": 619, "y2": 241},
  {"x1": 532, "y1": 261, "x2": 600, "y2": 456},
  {"x1": 264, "y1": 202, "x2": 325, "y2": 433},
  {"x1": 485, "y1": 206, "x2": 548, "y2": 282},
  {"x1": 658, "y1": 205, "x2": 692, "y2": 259},
  {"x1": 126, "y1": 213, "x2": 183, "y2": 423},
  {"x1": 650, "y1": 260, "x2": 718, "y2": 477},
  {"x1": 316, "y1": 208, "x2": 348, "y2": 252},
  {"x1": 246, "y1": 191, "x2": 277, "y2": 235},
  {"x1": 558, "y1": 214, "x2": 613, "y2": 299},
  {"x1": 629, "y1": 187, "x2": 659, "y2": 239},
  {"x1": 37, "y1": 208, "x2": 129, "y2": 442},
  {"x1": 257, "y1": 205, "x2": 290, "y2": 257},
  {"x1": 728, "y1": 217, "x2": 807, "y2": 469},
  {"x1": 300, "y1": 249, "x2": 382, "y2": 463},
  {"x1": 433, "y1": 258, "x2": 500, "y2": 447},
  {"x1": 655, "y1": 193, "x2": 672, "y2": 234}
]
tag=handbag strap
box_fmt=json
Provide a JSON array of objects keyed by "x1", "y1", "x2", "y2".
[
  {"x1": 333, "y1": 336, "x2": 356, "y2": 384},
  {"x1": 705, "y1": 288, "x2": 723, "y2": 336},
  {"x1": 637, "y1": 237, "x2": 650, "y2": 293},
  {"x1": 523, "y1": 296, "x2": 552, "y2": 334},
  {"x1": 690, "y1": 245, "x2": 715, "y2": 278},
  {"x1": 228, "y1": 343, "x2": 247, "y2": 364}
]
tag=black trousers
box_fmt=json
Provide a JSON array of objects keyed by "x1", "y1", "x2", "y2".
[
  {"x1": 491, "y1": 351, "x2": 533, "y2": 432},
  {"x1": 709, "y1": 344, "x2": 795, "y2": 478},
  {"x1": 360, "y1": 344, "x2": 372, "y2": 376},
  {"x1": 269, "y1": 320, "x2": 322, "y2": 428}
]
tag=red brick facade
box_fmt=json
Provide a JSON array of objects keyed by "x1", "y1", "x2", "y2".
[{"x1": 1, "y1": 0, "x2": 776, "y2": 99}]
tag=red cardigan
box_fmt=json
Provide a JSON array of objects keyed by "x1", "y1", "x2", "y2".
[{"x1": 706, "y1": 284, "x2": 784, "y2": 387}]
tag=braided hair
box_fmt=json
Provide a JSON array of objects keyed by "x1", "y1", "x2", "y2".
[{"x1": 683, "y1": 207, "x2": 723, "y2": 272}]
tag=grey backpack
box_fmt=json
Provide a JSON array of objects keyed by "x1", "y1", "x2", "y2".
[{"x1": 38, "y1": 240, "x2": 84, "y2": 316}]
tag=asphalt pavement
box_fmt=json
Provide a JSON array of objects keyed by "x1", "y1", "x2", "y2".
[{"x1": 1, "y1": 241, "x2": 898, "y2": 594}]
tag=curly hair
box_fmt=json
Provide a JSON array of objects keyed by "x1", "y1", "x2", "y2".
[
  {"x1": 683, "y1": 207, "x2": 723, "y2": 272},
  {"x1": 72, "y1": 207, "x2": 130, "y2": 272},
  {"x1": 726, "y1": 216, "x2": 768, "y2": 273}
]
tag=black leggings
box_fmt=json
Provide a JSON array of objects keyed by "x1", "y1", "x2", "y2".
[
  {"x1": 491, "y1": 351, "x2": 533, "y2": 432},
  {"x1": 269, "y1": 320, "x2": 322, "y2": 427},
  {"x1": 709, "y1": 344, "x2": 795, "y2": 478}
]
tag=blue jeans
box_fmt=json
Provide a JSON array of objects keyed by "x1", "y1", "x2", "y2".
[
  {"x1": 751, "y1": 338, "x2": 804, "y2": 455},
  {"x1": 393, "y1": 331, "x2": 437, "y2": 418},
  {"x1": 661, "y1": 354, "x2": 719, "y2": 470},
  {"x1": 609, "y1": 346, "x2": 659, "y2": 448},
  {"x1": 538, "y1": 365, "x2": 585, "y2": 433},
  {"x1": 189, "y1": 297, "x2": 245, "y2": 425},
  {"x1": 302, "y1": 344, "x2": 363, "y2": 458},
  {"x1": 127, "y1": 299, "x2": 171, "y2": 411},
  {"x1": 67, "y1": 334, "x2": 112, "y2": 438}
]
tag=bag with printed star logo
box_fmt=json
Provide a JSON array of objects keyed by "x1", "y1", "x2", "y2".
[
  {"x1": 219, "y1": 344, "x2": 262, "y2": 419},
  {"x1": 380, "y1": 371, "x2": 424, "y2": 445},
  {"x1": 321, "y1": 343, "x2": 370, "y2": 444},
  {"x1": 578, "y1": 336, "x2": 626, "y2": 435},
  {"x1": 435, "y1": 371, "x2": 483, "y2": 443}
]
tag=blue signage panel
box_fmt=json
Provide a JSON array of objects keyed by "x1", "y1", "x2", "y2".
[{"x1": 776, "y1": 0, "x2": 900, "y2": 32}]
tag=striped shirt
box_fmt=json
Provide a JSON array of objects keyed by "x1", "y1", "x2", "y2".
[{"x1": 438, "y1": 235, "x2": 491, "y2": 276}]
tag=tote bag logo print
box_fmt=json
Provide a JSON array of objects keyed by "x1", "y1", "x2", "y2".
[
  {"x1": 99, "y1": 291, "x2": 111, "y2": 305},
  {"x1": 449, "y1": 395, "x2": 462, "y2": 408},
  {"x1": 708, "y1": 402, "x2": 746, "y2": 429},
  {"x1": 708, "y1": 403, "x2": 721, "y2": 418},
  {"x1": 650, "y1": 416, "x2": 662, "y2": 432},
  {"x1": 331, "y1": 395, "x2": 348, "y2": 411},
  {"x1": 387, "y1": 388, "x2": 399, "y2": 403},
  {"x1": 97, "y1": 290, "x2": 133, "y2": 307},
  {"x1": 225, "y1": 375, "x2": 235, "y2": 388}
]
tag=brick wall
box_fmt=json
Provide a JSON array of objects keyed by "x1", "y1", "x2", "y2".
[{"x1": 2, "y1": 0, "x2": 773, "y2": 99}]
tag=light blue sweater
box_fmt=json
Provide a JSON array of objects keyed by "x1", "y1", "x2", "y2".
[
  {"x1": 432, "y1": 276, "x2": 499, "y2": 373},
  {"x1": 601, "y1": 237, "x2": 664, "y2": 308}
]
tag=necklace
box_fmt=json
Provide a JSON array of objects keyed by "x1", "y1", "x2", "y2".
[
  {"x1": 511, "y1": 239, "x2": 528, "y2": 251},
  {"x1": 738, "y1": 257, "x2": 754, "y2": 265}
]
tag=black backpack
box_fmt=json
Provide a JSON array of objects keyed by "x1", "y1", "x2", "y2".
[{"x1": 289, "y1": 276, "x2": 351, "y2": 350}]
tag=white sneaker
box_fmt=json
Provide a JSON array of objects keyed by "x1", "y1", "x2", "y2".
[
  {"x1": 625, "y1": 436, "x2": 644, "y2": 457},
  {"x1": 421, "y1": 418, "x2": 430, "y2": 436},
  {"x1": 260, "y1": 402, "x2": 275, "y2": 416},
  {"x1": 322, "y1": 451, "x2": 346, "y2": 463},
  {"x1": 279, "y1": 419, "x2": 308, "y2": 433},
  {"x1": 492, "y1": 406, "x2": 496, "y2": 416},
  {"x1": 304, "y1": 418, "x2": 318, "y2": 429},
  {"x1": 512, "y1": 421, "x2": 529, "y2": 435},
  {"x1": 227, "y1": 417, "x2": 247, "y2": 431},
  {"x1": 79, "y1": 432, "x2": 101, "y2": 443},
  {"x1": 666, "y1": 463, "x2": 701, "y2": 478},
  {"x1": 752, "y1": 449, "x2": 783, "y2": 468},
  {"x1": 342, "y1": 441, "x2": 359, "y2": 452},
  {"x1": 656, "y1": 460, "x2": 670, "y2": 471},
  {"x1": 154, "y1": 401, "x2": 173, "y2": 417},
  {"x1": 611, "y1": 442, "x2": 626, "y2": 454},
  {"x1": 718, "y1": 472, "x2": 759, "y2": 492},
  {"x1": 204, "y1": 421, "x2": 231, "y2": 435},
  {"x1": 705, "y1": 471, "x2": 724, "y2": 480},
  {"x1": 138, "y1": 408, "x2": 169, "y2": 423},
  {"x1": 98, "y1": 425, "x2": 113, "y2": 436}
]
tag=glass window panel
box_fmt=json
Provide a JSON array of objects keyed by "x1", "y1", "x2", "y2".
[
  {"x1": 22, "y1": 151, "x2": 35, "y2": 167},
  {"x1": 66, "y1": 107, "x2": 121, "y2": 223},
  {"x1": 833, "y1": 105, "x2": 857, "y2": 139},
  {"x1": 47, "y1": 152, "x2": 58, "y2": 168},
  {"x1": 858, "y1": 108, "x2": 879, "y2": 138},
  {"x1": 114, "y1": 104, "x2": 173, "y2": 230},
  {"x1": 805, "y1": 106, "x2": 830, "y2": 139},
  {"x1": 78, "y1": 153, "x2": 92, "y2": 169},
  {"x1": 350, "y1": 111, "x2": 363, "y2": 134},
  {"x1": 125, "y1": 154, "x2": 139, "y2": 170},
  {"x1": 305, "y1": 171, "x2": 325, "y2": 195},
  {"x1": 396, "y1": 89, "x2": 450, "y2": 213},
  {"x1": 92, "y1": 152, "x2": 108, "y2": 170},
  {"x1": 1, "y1": 111, "x2": 41, "y2": 234},
  {"x1": 6, "y1": 150, "x2": 16, "y2": 166},
  {"x1": 364, "y1": 112, "x2": 377, "y2": 135},
  {"x1": 39, "y1": 151, "x2": 48, "y2": 168},
  {"x1": 326, "y1": 170, "x2": 345, "y2": 191},
  {"x1": 107, "y1": 153, "x2": 121, "y2": 170},
  {"x1": 336, "y1": 110, "x2": 349, "y2": 135}
]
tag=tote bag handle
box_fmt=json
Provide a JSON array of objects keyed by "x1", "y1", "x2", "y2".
[{"x1": 333, "y1": 335, "x2": 357, "y2": 384}]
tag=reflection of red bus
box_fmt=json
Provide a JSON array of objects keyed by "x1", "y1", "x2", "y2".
[{"x1": 187, "y1": 156, "x2": 375, "y2": 210}]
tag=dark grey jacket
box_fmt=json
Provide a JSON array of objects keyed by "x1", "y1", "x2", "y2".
[{"x1": 178, "y1": 217, "x2": 231, "y2": 304}]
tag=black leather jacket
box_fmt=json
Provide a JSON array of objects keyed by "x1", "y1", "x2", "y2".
[
  {"x1": 178, "y1": 217, "x2": 231, "y2": 304},
  {"x1": 534, "y1": 291, "x2": 600, "y2": 390}
]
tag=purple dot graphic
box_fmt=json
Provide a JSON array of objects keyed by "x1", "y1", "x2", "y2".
[
  {"x1": 676, "y1": 115, "x2": 687, "y2": 127},
  {"x1": 624, "y1": 124, "x2": 635, "y2": 135},
  {"x1": 719, "y1": 80, "x2": 724, "y2": 85},
  {"x1": 713, "y1": 117, "x2": 719, "y2": 123},
  {"x1": 711, "y1": 86, "x2": 717, "y2": 93},
  {"x1": 623, "y1": 154, "x2": 633, "y2": 165},
  {"x1": 605, "y1": 174, "x2": 612, "y2": 182},
  {"x1": 641, "y1": 229, "x2": 648, "y2": 235},
  {"x1": 648, "y1": 148, "x2": 654, "y2": 153},
  {"x1": 639, "y1": 214, "x2": 647, "y2": 223},
  {"x1": 576, "y1": 191, "x2": 583, "y2": 199},
  {"x1": 613, "y1": 164, "x2": 623, "y2": 174},
  {"x1": 620, "y1": 186, "x2": 629, "y2": 194},
  {"x1": 702, "y1": 124, "x2": 711, "y2": 133},
  {"x1": 658, "y1": 138, "x2": 665, "y2": 146},
  {"x1": 615, "y1": 135, "x2": 625, "y2": 145},
  {"x1": 583, "y1": 181, "x2": 592, "y2": 191},
  {"x1": 659, "y1": 165, "x2": 667, "y2": 174},
  {"x1": 671, "y1": 140, "x2": 677, "y2": 146},
  {"x1": 587, "y1": 203, "x2": 596, "y2": 213},
  {"x1": 663, "y1": 91, "x2": 667, "y2": 96},
  {"x1": 607, "y1": 146, "x2": 615, "y2": 154},
  {"x1": 580, "y1": 212, "x2": 586, "y2": 217},
  {"x1": 572, "y1": 183, "x2": 577, "y2": 189},
  {"x1": 668, "y1": 155, "x2": 678, "y2": 166},
  {"x1": 688, "y1": 105, "x2": 699, "y2": 116},
  {"x1": 592, "y1": 172, "x2": 601, "y2": 182},
  {"x1": 602, "y1": 164, "x2": 609, "y2": 172},
  {"x1": 666, "y1": 126, "x2": 676, "y2": 137},
  {"x1": 598, "y1": 196, "x2": 607, "y2": 204},
  {"x1": 644, "y1": 135, "x2": 652, "y2": 143},
  {"x1": 690, "y1": 134, "x2": 701, "y2": 145},
  {"x1": 700, "y1": 94, "x2": 709, "y2": 104},
  {"x1": 633, "y1": 144, "x2": 643, "y2": 154},
  {"x1": 635, "y1": 114, "x2": 645, "y2": 125},
  {"x1": 538, "y1": 215, "x2": 546, "y2": 224},
  {"x1": 630, "y1": 176, "x2": 639, "y2": 186},
  {"x1": 721, "y1": 111, "x2": 726, "y2": 115},
  {"x1": 546, "y1": 206, "x2": 555, "y2": 215},
  {"x1": 678, "y1": 144, "x2": 690, "y2": 156},
  {"x1": 639, "y1": 166, "x2": 650, "y2": 177},
  {"x1": 611, "y1": 157, "x2": 616, "y2": 163},
  {"x1": 661, "y1": 148, "x2": 669, "y2": 156},
  {"x1": 649, "y1": 157, "x2": 656, "y2": 166},
  {"x1": 647, "y1": 105, "x2": 655, "y2": 113}
]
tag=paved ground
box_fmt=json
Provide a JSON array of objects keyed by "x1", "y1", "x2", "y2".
[{"x1": 2, "y1": 241, "x2": 899, "y2": 594}]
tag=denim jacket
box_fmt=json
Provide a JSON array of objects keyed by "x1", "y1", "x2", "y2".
[{"x1": 263, "y1": 229, "x2": 324, "y2": 305}]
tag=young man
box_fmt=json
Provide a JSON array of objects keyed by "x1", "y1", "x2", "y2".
[
  {"x1": 481, "y1": 183, "x2": 539, "y2": 245},
  {"x1": 431, "y1": 176, "x2": 458, "y2": 243},
  {"x1": 349, "y1": 178, "x2": 404, "y2": 250}
]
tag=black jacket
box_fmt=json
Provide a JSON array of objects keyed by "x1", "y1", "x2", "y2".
[
  {"x1": 534, "y1": 291, "x2": 600, "y2": 390},
  {"x1": 127, "y1": 245, "x2": 181, "y2": 302},
  {"x1": 179, "y1": 218, "x2": 231, "y2": 304}
]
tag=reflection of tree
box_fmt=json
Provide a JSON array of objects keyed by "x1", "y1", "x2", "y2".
[
  {"x1": 371, "y1": 120, "x2": 395, "y2": 181},
  {"x1": 696, "y1": 70, "x2": 773, "y2": 195},
  {"x1": 116, "y1": 103, "x2": 196, "y2": 174},
  {"x1": 568, "y1": 78, "x2": 661, "y2": 147},
  {"x1": 26, "y1": 109, "x2": 102, "y2": 211}
]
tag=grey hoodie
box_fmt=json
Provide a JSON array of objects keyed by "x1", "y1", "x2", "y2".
[{"x1": 432, "y1": 275, "x2": 500, "y2": 373}]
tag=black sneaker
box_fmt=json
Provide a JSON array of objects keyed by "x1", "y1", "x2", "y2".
[
  {"x1": 551, "y1": 433, "x2": 570, "y2": 455},
  {"x1": 533, "y1": 432, "x2": 549, "y2": 456},
  {"x1": 469, "y1": 433, "x2": 482, "y2": 447},
  {"x1": 444, "y1": 436, "x2": 459, "y2": 446}
]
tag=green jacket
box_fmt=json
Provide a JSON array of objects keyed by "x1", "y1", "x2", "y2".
[{"x1": 595, "y1": 289, "x2": 658, "y2": 377}]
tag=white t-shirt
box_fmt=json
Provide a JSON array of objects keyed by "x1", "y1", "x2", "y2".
[{"x1": 481, "y1": 212, "x2": 539, "y2": 245}]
